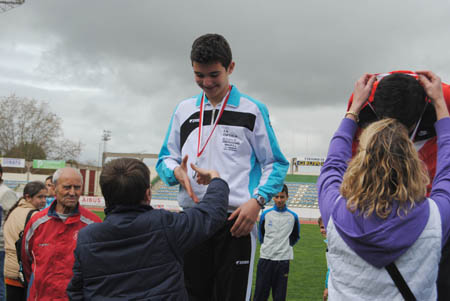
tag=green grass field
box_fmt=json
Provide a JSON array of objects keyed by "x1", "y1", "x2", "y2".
[
  {"x1": 92, "y1": 210, "x2": 327, "y2": 300},
  {"x1": 285, "y1": 174, "x2": 318, "y2": 183},
  {"x1": 252, "y1": 224, "x2": 327, "y2": 300}
]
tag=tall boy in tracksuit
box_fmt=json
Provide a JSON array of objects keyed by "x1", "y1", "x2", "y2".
[
  {"x1": 254, "y1": 184, "x2": 300, "y2": 301},
  {"x1": 157, "y1": 33, "x2": 289, "y2": 300}
]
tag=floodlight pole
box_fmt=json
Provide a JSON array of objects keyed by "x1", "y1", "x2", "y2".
[{"x1": 101, "y1": 130, "x2": 112, "y2": 167}]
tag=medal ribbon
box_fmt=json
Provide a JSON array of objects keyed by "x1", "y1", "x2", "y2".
[{"x1": 197, "y1": 85, "x2": 232, "y2": 159}]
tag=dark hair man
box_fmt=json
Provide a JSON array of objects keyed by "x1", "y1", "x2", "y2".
[
  {"x1": 157, "y1": 34, "x2": 289, "y2": 300},
  {"x1": 0, "y1": 163, "x2": 18, "y2": 300},
  {"x1": 346, "y1": 70, "x2": 450, "y2": 300},
  {"x1": 67, "y1": 158, "x2": 229, "y2": 300},
  {"x1": 21, "y1": 167, "x2": 101, "y2": 300}
]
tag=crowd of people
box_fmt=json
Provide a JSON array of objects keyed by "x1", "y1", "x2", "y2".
[{"x1": 0, "y1": 32, "x2": 448, "y2": 301}]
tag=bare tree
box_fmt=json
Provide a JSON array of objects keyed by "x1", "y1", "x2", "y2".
[
  {"x1": 0, "y1": 94, "x2": 82, "y2": 161},
  {"x1": 5, "y1": 142, "x2": 46, "y2": 161},
  {"x1": 50, "y1": 139, "x2": 83, "y2": 161}
]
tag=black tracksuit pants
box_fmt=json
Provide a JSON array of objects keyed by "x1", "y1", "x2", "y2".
[
  {"x1": 183, "y1": 218, "x2": 255, "y2": 301},
  {"x1": 253, "y1": 258, "x2": 290, "y2": 301}
]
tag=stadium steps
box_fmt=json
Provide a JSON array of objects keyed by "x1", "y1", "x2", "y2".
[
  {"x1": 152, "y1": 182, "x2": 179, "y2": 201},
  {"x1": 153, "y1": 181, "x2": 319, "y2": 209}
]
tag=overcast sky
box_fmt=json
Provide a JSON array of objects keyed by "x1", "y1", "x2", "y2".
[{"x1": 1, "y1": 0, "x2": 450, "y2": 166}]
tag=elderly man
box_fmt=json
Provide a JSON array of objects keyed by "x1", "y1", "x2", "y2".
[
  {"x1": 0, "y1": 163, "x2": 18, "y2": 300},
  {"x1": 21, "y1": 167, "x2": 101, "y2": 301}
]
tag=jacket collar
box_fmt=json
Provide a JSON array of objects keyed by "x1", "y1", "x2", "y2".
[
  {"x1": 195, "y1": 85, "x2": 240, "y2": 108},
  {"x1": 47, "y1": 199, "x2": 80, "y2": 220},
  {"x1": 105, "y1": 204, "x2": 153, "y2": 216},
  {"x1": 273, "y1": 205, "x2": 288, "y2": 212}
]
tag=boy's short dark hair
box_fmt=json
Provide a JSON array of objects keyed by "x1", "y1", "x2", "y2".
[
  {"x1": 100, "y1": 158, "x2": 150, "y2": 208},
  {"x1": 373, "y1": 73, "x2": 427, "y2": 129},
  {"x1": 191, "y1": 33, "x2": 232, "y2": 69},
  {"x1": 281, "y1": 184, "x2": 288, "y2": 197},
  {"x1": 45, "y1": 175, "x2": 53, "y2": 182},
  {"x1": 318, "y1": 216, "x2": 323, "y2": 225}
]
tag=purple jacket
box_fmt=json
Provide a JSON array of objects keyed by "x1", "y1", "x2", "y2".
[{"x1": 318, "y1": 117, "x2": 450, "y2": 268}]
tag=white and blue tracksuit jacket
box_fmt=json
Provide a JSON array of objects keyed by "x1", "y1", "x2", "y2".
[
  {"x1": 259, "y1": 205, "x2": 300, "y2": 260},
  {"x1": 157, "y1": 85, "x2": 289, "y2": 210}
]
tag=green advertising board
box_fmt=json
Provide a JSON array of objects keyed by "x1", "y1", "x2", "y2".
[{"x1": 32, "y1": 160, "x2": 66, "y2": 169}]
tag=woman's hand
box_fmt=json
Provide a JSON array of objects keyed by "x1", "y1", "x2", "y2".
[
  {"x1": 348, "y1": 73, "x2": 376, "y2": 116},
  {"x1": 416, "y1": 70, "x2": 449, "y2": 120}
]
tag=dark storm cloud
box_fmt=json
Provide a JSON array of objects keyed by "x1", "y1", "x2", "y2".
[
  {"x1": 1, "y1": 0, "x2": 450, "y2": 161},
  {"x1": 14, "y1": 0, "x2": 449, "y2": 105}
]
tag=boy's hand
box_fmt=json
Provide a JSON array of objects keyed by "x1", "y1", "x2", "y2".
[
  {"x1": 228, "y1": 198, "x2": 260, "y2": 237},
  {"x1": 174, "y1": 155, "x2": 199, "y2": 203},
  {"x1": 190, "y1": 163, "x2": 220, "y2": 185}
]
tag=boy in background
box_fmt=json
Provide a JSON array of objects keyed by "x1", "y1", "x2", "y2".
[{"x1": 254, "y1": 184, "x2": 300, "y2": 301}]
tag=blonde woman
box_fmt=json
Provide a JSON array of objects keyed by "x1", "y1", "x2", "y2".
[
  {"x1": 318, "y1": 71, "x2": 450, "y2": 300},
  {"x1": 3, "y1": 181, "x2": 46, "y2": 301}
]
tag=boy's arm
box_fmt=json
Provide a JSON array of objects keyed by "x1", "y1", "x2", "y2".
[
  {"x1": 258, "y1": 211, "x2": 267, "y2": 244},
  {"x1": 157, "y1": 106, "x2": 200, "y2": 203},
  {"x1": 67, "y1": 246, "x2": 84, "y2": 301},
  {"x1": 229, "y1": 102, "x2": 289, "y2": 237},
  {"x1": 289, "y1": 211, "x2": 301, "y2": 246},
  {"x1": 251, "y1": 102, "x2": 290, "y2": 202},
  {"x1": 156, "y1": 105, "x2": 182, "y2": 186}
]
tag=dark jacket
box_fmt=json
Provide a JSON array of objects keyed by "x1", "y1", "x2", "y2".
[{"x1": 67, "y1": 178, "x2": 229, "y2": 301}]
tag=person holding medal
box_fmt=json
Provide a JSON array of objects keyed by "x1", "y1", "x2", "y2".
[{"x1": 157, "y1": 33, "x2": 289, "y2": 301}]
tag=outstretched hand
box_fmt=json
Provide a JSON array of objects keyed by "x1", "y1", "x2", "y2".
[
  {"x1": 349, "y1": 73, "x2": 376, "y2": 114},
  {"x1": 190, "y1": 163, "x2": 220, "y2": 185},
  {"x1": 174, "y1": 155, "x2": 199, "y2": 203},
  {"x1": 416, "y1": 70, "x2": 449, "y2": 120}
]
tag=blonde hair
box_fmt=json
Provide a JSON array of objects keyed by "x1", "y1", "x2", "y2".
[{"x1": 341, "y1": 118, "x2": 429, "y2": 219}]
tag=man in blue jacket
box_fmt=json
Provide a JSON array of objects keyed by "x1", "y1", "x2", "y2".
[{"x1": 67, "y1": 157, "x2": 229, "y2": 300}]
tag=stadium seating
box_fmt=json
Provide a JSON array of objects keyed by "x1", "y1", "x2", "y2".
[
  {"x1": 153, "y1": 181, "x2": 318, "y2": 208},
  {"x1": 152, "y1": 182, "x2": 179, "y2": 201}
]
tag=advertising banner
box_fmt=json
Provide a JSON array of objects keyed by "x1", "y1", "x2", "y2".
[
  {"x1": 293, "y1": 156, "x2": 325, "y2": 175},
  {"x1": 295, "y1": 156, "x2": 325, "y2": 167},
  {"x1": 79, "y1": 196, "x2": 105, "y2": 207},
  {"x1": 79, "y1": 196, "x2": 181, "y2": 211},
  {"x1": 32, "y1": 160, "x2": 66, "y2": 169},
  {"x1": 0, "y1": 157, "x2": 26, "y2": 168}
]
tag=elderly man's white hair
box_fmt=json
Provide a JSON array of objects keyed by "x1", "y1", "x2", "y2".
[{"x1": 52, "y1": 167, "x2": 84, "y2": 185}]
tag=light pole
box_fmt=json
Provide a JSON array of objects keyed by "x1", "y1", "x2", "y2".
[{"x1": 101, "y1": 130, "x2": 111, "y2": 167}]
